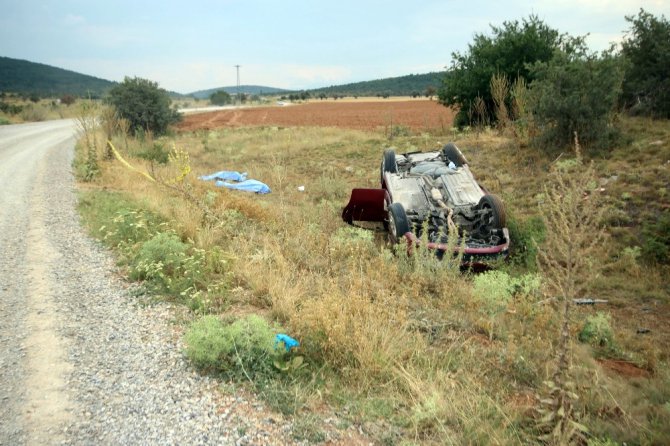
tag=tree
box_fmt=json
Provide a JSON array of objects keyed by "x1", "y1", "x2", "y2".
[
  {"x1": 438, "y1": 15, "x2": 564, "y2": 126},
  {"x1": 528, "y1": 48, "x2": 624, "y2": 150},
  {"x1": 107, "y1": 77, "x2": 180, "y2": 136},
  {"x1": 620, "y1": 9, "x2": 670, "y2": 118},
  {"x1": 210, "y1": 90, "x2": 231, "y2": 105},
  {"x1": 425, "y1": 86, "x2": 436, "y2": 100},
  {"x1": 60, "y1": 94, "x2": 76, "y2": 106}
]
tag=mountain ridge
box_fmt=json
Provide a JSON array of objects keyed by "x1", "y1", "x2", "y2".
[
  {"x1": 1, "y1": 56, "x2": 445, "y2": 99},
  {"x1": 0, "y1": 56, "x2": 116, "y2": 97}
]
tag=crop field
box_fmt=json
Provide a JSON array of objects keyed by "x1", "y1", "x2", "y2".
[{"x1": 177, "y1": 100, "x2": 456, "y2": 133}]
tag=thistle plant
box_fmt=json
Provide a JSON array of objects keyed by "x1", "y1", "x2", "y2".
[{"x1": 535, "y1": 133, "x2": 606, "y2": 444}]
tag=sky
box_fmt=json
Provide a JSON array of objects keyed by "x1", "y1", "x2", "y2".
[{"x1": 1, "y1": 0, "x2": 668, "y2": 94}]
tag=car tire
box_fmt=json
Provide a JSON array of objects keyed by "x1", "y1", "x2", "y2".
[
  {"x1": 442, "y1": 142, "x2": 467, "y2": 167},
  {"x1": 478, "y1": 194, "x2": 506, "y2": 229},
  {"x1": 381, "y1": 149, "x2": 397, "y2": 187},
  {"x1": 388, "y1": 202, "x2": 410, "y2": 243}
]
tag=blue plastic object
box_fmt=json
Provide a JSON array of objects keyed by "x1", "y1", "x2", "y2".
[
  {"x1": 214, "y1": 179, "x2": 271, "y2": 194},
  {"x1": 199, "y1": 170, "x2": 248, "y2": 182},
  {"x1": 275, "y1": 334, "x2": 300, "y2": 352}
]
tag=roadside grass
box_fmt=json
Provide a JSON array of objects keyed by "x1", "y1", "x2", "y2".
[
  {"x1": 76, "y1": 117, "x2": 670, "y2": 444},
  {"x1": 0, "y1": 96, "x2": 94, "y2": 124}
]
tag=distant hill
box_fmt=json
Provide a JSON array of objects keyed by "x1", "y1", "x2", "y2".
[
  {"x1": 190, "y1": 85, "x2": 291, "y2": 99},
  {"x1": 0, "y1": 56, "x2": 116, "y2": 98},
  {"x1": 306, "y1": 72, "x2": 445, "y2": 97}
]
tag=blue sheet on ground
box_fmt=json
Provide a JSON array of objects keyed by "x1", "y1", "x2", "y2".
[
  {"x1": 200, "y1": 170, "x2": 271, "y2": 194},
  {"x1": 214, "y1": 179, "x2": 271, "y2": 194},
  {"x1": 198, "y1": 171, "x2": 248, "y2": 182}
]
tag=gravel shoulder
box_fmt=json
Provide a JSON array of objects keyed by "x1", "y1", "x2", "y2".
[{"x1": 0, "y1": 121, "x2": 305, "y2": 445}]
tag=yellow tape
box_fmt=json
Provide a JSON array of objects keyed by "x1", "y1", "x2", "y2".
[{"x1": 107, "y1": 141, "x2": 156, "y2": 183}]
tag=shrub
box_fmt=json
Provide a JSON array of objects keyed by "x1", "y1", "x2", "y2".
[
  {"x1": 528, "y1": 49, "x2": 624, "y2": 150},
  {"x1": 107, "y1": 76, "x2": 180, "y2": 136},
  {"x1": 0, "y1": 101, "x2": 23, "y2": 115},
  {"x1": 130, "y1": 232, "x2": 188, "y2": 281},
  {"x1": 472, "y1": 270, "x2": 541, "y2": 338},
  {"x1": 506, "y1": 215, "x2": 546, "y2": 270},
  {"x1": 137, "y1": 141, "x2": 170, "y2": 164},
  {"x1": 20, "y1": 104, "x2": 48, "y2": 122},
  {"x1": 210, "y1": 90, "x2": 232, "y2": 105},
  {"x1": 578, "y1": 312, "x2": 615, "y2": 349},
  {"x1": 620, "y1": 9, "x2": 670, "y2": 118},
  {"x1": 438, "y1": 15, "x2": 565, "y2": 126},
  {"x1": 61, "y1": 94, "x2": 76, "y2": 106},
  {"x1": 185, "y1": 314, "x2": 277, "y2": 380},
  {"x1": 641, "y1": 212, "x2": 670, "y2": 264}
]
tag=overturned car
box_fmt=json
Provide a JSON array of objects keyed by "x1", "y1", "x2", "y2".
[{"x1": 342, "y1": 143, "x2": 510, "y2": 264}]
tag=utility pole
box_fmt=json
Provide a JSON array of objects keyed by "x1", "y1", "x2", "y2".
[{"x1": 234, "y1": 65, "x2": 241, "y2": 105}]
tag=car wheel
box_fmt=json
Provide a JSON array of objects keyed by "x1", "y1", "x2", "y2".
[
  {"x1": 442, "y1": 142, "x2": 467, "y2": 167},
  {"x1": 388, "y1": 202, "x2": 410, "y2": 243},
  {"x1": 380, "y1": 149, "x2": 397, "y2": 187},
  {"x1": 478, "y1": 194, "x2": 506, "y2": 229}
]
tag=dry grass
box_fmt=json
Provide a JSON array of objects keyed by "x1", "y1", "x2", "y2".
[{"x1": 79, "y1": 117, "x2": 670, "y2": 444}]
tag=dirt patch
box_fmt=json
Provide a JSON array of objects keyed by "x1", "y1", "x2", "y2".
[
  {"x1": 176, "y1": 100, "x2": 455, "y2": 133},
  {"x1": 597, "y1": 359, "x2": 651, "y2": 378}
]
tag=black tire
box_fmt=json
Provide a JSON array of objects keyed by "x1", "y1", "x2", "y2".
[
  {"x1": 388, "y1": 202, "x2": 410, "y2": 242},
  {"x1": 442, "y1": 142, "x2": 467, "y2": 167},
  {"x1": 478, "y1": 194, "x2": 507, "y2": 229},
  {"x1": 380, "y1": 149, "x2": 397, "y2": 187}
]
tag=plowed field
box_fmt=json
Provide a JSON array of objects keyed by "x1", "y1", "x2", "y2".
[{"x1": 176, "y1": 100, "x2": 455, "y2": 133}]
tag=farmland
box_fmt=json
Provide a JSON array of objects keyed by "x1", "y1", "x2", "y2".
[{"x1": 177, "y1": 100, "x2": 455, "y2": 133}]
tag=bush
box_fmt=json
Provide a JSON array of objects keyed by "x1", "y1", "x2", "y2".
[
  {"x1": 620, "y1": 9, "x2": 670, "y2": 118},
  {"x1": 61, "y1": 94, "x2": 76, "y2": 106},
  {"x1": 641, "y1": 212, "x2": 670, "y2": 264},
  {"x1": 20, "y1": 104, "x2": 48, "y2": 122},
  {"x1": 529, "y1": 49, "x2": 624, "y2": 150},
  {"x1": 107, "y1": 76, "x2": 180, "y2": 136},
  {"x1": 137, "y1": 142, "x2": 170, "y2": 164},
  {"x1": 438, "y1": 15, "x2": 564, "y2": 126},
  {"x1": 472, "y1": 270, "x2": 541, "y2": 339},
  {"x1": 210, "y1": 90, "x2": 232, "y2": 105},
  {"x1": 506, "y1": 215, "x2": 546, "y2": 270},
  {"x1": 130, "y1": 232, "x2": 188, "y2": 281},
  {"x1": 184, "y1": 314, "x2": 277, "y2": 380},
  {"x1": 578, "y1": 312, "x2": 615, "y2": 349},
  {"x1": 0, "y1": 101, "x2": 23, "y2": 115}
]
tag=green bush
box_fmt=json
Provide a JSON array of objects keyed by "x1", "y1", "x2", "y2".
[
  {"x1": 438, "y1": 15, "x2": 564, "y2": 126},
  {"x1": 185, "y1": 314, "x2": 277, "y2": 380},
  {"x1": 137, "y1": 141, "x2": 170, "y2": 164},
  {"x1": 641, "y1": 212, "x2": 670, "y2": 264},
  {"x1": 130, "y1": 232, "x2": 188, "y2": 281},
  {"x1": 578, "y1": 312, "x2": 615, "y2": 349},
  {"x1": 620, "y1": 9, "x2": 670, "y2": 118},
  {"x1": 506, "y1": 215, "x2": 546, "y2": 270},
  {"x1": 0, "y1": 101, "x2": 23, "y2": 115},
  {"x1": 528, "y1": 49, "x2": 624, "y2": 150},
  {"x1": 210, "y1": 90, "x2": 232, "y2": 105},
  {"x1": 107, "y1": 76, "x2": 180, "y2": 136},
  {"x1": 102, "y1": 208, "x2": 166, "y2": 250}
]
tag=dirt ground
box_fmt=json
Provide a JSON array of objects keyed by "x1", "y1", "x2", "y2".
[{"x1": 176, "y1": 100, "x2": 455, "y2": 133}]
